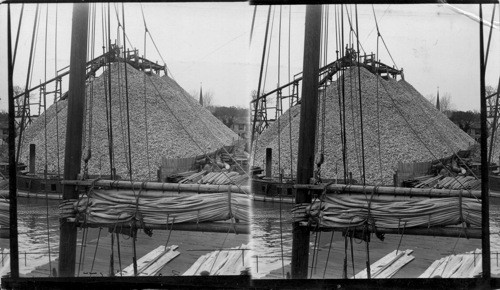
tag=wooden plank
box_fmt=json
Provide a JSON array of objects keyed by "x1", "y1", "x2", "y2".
[
  {"x1": 119, "y1": 245, "x2": 179, "y2": 276},
  {"x1": 183, "y1": 244, "x2": 249, "y2": 276},
  {"x1": 419, "y1": 249, "x2": 483, "y2": 278},
  {"x1": 353, "y1": 249, "x2": 414, "y2": 279}
]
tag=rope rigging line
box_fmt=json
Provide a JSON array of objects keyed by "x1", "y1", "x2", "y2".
[
  {"x1": 251, "y1": 5, "x2": 271, "y2": 145},
  {"x1": 28, "y1": 6, "x2": 42, "y2": 94},
  {"x1": 12, "y1": 3, "x2": 24, "y2": 68},
  {"x1": 83, "y1": 3, "x2": 97, "y2": 178},
  {"x1": 375, "y1": 26, "x2": 384, "y2": 184},
  {"x1": 344, "y1": 5, "x2": 366, "y2": 56},
  {"x1": 90, "y1": 227, "x2": 102, "y2": 275},
  {"x1": 350, "y1": 235, "x2": 355, "y2": 278},
  {"x1": 322, "y1": 231, "x2": 334, "y2": 278},
  {"x1": 483, "y1": 4, "x2": 496, "y2": 69},
  {"x1": 54, "y1": 4, "x2": 61, "y2": 176},
  {"x1": 287, "y1": 5, "x2": 294, "y2": 181},
  {"x1": 16, "y1": 4, "x2": 39, "y2": 164},
  {"x1": 277, "y1": 6, "x2": 285, "y2": 279},
  {"x1": 122, "y1": 3, "x2": 134, "y2": 182},
  {"x1": 250, "y1": 6, "x2": 257, "y2": 45},
  {"x1": 261, "y1": 6, "x2": 276, "y2": 102},
  {"x1": 42, "y1": 4, "x2": 52, "y2": 275},
  {"x1": 115, "y1": 26, "x2": 131, "y2": 179},
  {"x1": 371, "y1": 5, "x2": 398, "y2": 70},
  {"x1": 355, "y1": 4, "x2": 366, "y2": 186},
  {"x1": 110, "y1": 225, "x2": 116, "y2": 276},
  {"x1": 139, "y1": 4, "x2": 174, "y2": 79},
  {"x1": 341, "y1": 5, "x2": 349, "y2": 182},
  {"x1": 140, "y1": 5, "x2": 152, "y2": 181},
  {"x1": 101, "y1": 4, "x2": 113, "y2": 178},
  {"x1": 107, "y1": 3, "x2": 116, "y2": 178}
]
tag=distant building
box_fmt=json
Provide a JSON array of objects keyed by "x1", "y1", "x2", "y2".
[
  {"x1": 467, "y1": 121, "x2": 481, "y2": 142},
  {"x1": 231, "y1": 116, "x2": 249, "y2": 140}
]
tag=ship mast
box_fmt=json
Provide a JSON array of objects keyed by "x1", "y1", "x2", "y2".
[
  {"x1": 291, "y1": 4, "x2": 322, "y2": 279},
  {"x1": 58, "y1": 3, "x2": 89, "y2": 277}
]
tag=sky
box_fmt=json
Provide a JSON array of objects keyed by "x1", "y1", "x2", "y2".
[
  {"x1": 0, "y1": 2, "x2": 253, "y2": 111},
  {"x1": 249, "y1": 4, "x2": 499, "y2": 112},
  {"x1": 0, "y1": 3, "x2": 499, "y2": 113}
]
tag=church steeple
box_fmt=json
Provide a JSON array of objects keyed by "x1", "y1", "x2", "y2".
[
  {"x1": 436, "y1": 86, "x2": 441, "y2": 111},
  {"x1": 199, "y1": 83, "x2": 203, "y2": 106}
]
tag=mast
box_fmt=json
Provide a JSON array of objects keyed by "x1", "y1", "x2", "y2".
[
  {"x1": 7, "y1": 3, "x2": 19, "y2": 279},
  {"x1": 58, "y1": 3, "x2": 89, "y2": 277},
  {"x1": 291, "y1": 4, "x2": 322, "y2": 279},
  {"x1": 479, "y1": 3, "x2": 491, "y2": 282}
]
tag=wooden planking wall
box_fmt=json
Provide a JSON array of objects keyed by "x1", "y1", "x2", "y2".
[{"x1": 395, "y1": 161, "x2": 432, "y2": 186}]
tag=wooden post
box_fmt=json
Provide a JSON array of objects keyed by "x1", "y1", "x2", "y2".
[
  {"x1": 265, "y1": 148, "x2": 272, "y2": 178},
  {"x1": 29, "y1": 144, "x2": 35, "y2": 174},
  {"x1": 479, "y1": 4, "x2": 491, "y2": 281},
  {"x1": 291, "y1": 4, "x2": 322, "y2": 279},
  {"x1": 7, "y1": 3, "x2": 19, "y2": 279},
  {"x1": 58, "y1": 3, "x2": 89, "y2": 277}
]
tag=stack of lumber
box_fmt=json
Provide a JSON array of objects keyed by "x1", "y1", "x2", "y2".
[
  {"x1": 407, "y1": 175, "x2": 481, "y2": 190},
  {"x1": 293, "y1": 195, "x2": 481, "y2": 229},
  {"x1": 198, "y1": 172, "x2": 246, "y2": 185},
  {"x1": 419, "y1": 249, "x2": 483, "y2": 278},
  {"x1": 119, "y1": 245, "x2": 180, "y2": 276},
  {"x1": 353, "y1": 249, "x2": 415, "y2": 278},
  {"x1": 0, "y1": 199, "x2": 8, "y2": 229},
  {"x1": 71, "y1": 189, "x2": 250, "y2": 225},
  {"x1": 252, "y1": 67, "x2": 474, "y2": 185},
  {"x1": 170, "y1": 170, "x2": 206, "y2": 184},
  {"x1": 402, "y1": 175, "x2": 437, "y2": 188},
  {"x1": 183, "y1": 244, "x2": 250, "y2": 276},
  {"x1": 19, "y1": 63, "x2": 238, "y2": 180}
]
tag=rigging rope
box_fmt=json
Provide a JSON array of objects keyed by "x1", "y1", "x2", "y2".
[
  {"x1": 355, "y1": 5, "x2": 366, "y2": 186},
  {"x1": 107, "y1": 3, "x2": 116, "y2": 179},
  {"x1": 12, "y1": 3, "x2": 24, "y2": 68},
  {"x1": 141, "y1": 6, "x2": 152, "y2": 181},
  {"x1": 54, "y1": 4, "x2": 61, "y2": 176},
  {"x1": 250, "y1": 5, "x2": 271, "y2": 145},
  {"x1": 371, "y1": 5, "x2": 398, "y2": 70},
  {"x1": 341, "y1": 5, "x2": 348, "y2": 181},
  {"x1": 261, "y1": 6, "x2": 276, "y2": 102},
  {"x1": 16, "y1": 4, "x2": 39, "y2": 164},
  {"x1": 121, "y1": 3, "x2": 134, "y2": 182},
  {"x1": 287, "y1": 5, "x2": 294, "y2": 181},
  {"x1": 277, "y1": 5, "x2": 285, "y2": 279},
  {"x1": 322, "y1": 231, "x2": 334, "y2": 278},
  {"x1": 42, "y1": 4, "x2": 52, "y2": 275}
]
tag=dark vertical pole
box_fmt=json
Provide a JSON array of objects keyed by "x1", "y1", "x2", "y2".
[
  {"x1": 58, "y1": 3, "x2": 89, "y2": 277},
  {"x1": 251, "y1": 6, "x2": 272, "y2": 145},
  {"x1": 291, "y1": 4, "x2": 322, "y2": 279},
  {"x1": 29, "y1": 144, "x2": 35, "y2": 174},
  {"x1": 7, "y1": 3, "x2": 19, "y2": 279},
  {"x1": 479, "y1": 4, "x2": 491, "y2": 281},
  {"x1": 265, "y1": 148, "x2": 272, "y2": 178}
]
